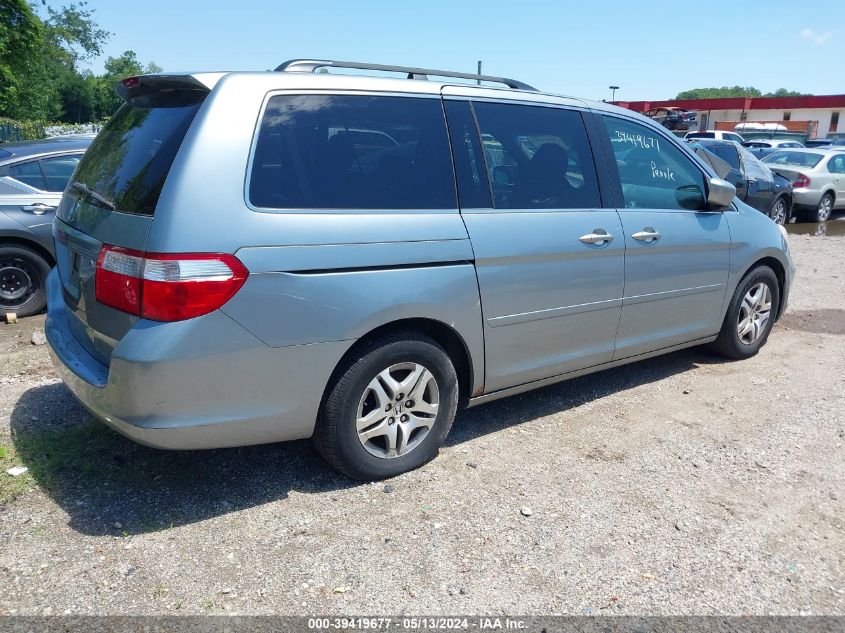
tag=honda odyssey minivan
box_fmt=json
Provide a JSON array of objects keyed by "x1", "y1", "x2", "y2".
[{"x1": 46, "y1": 60, "x2": 794, "y2": 480}]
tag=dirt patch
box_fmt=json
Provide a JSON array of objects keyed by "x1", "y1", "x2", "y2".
[
  {"x1": 780, "y1": 309, "x2": 845, "y2": 335},
  {"x1": 0, "y1": 237, "x2": 843, "y2": 616}
]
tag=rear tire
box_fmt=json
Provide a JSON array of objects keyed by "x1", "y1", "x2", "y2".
[
  {"x1": 815, "y1": 193, "x2": 834, "y2": 223},
  {"x1": 0, "y1": 244, "x2": 50, "y2": 318},
  {"x1": 314, "y1": 332, "x2": 459, "y2": 480},
  {"x1": 768, "y1": 196, "x2": 789, "y2": 225},
  {"x1": 710, "y1": 266, "x2": 780, "y2": 360}
]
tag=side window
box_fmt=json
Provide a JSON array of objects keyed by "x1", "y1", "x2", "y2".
[
  {"x1": 40, "y1": 155, "x2": 81, "y2": 192},
  {"x1": 828, "y1": 155, "x2": 845, "y2": 174},
  {"x1": 602, "y1": 116, "x2": 707, "y2": 211},
  {"x1": 443, "y1": 100, "x2": 491, "y2": 209},
  {"x1": 249, "y1": 95, "x2": 456, "y2": 210},
  {"x1": 7, "y1": 161, "x2": 46, "y2": 190},
  {"x1": 471, "y1": 102, "x2": 600, "y2": 209},
  {"x1": 726, "y1": 133, "x2": 743, "y2": 144}
]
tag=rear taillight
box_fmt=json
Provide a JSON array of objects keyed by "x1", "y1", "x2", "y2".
[
  {"x1": 95, "y1": 245, "x2": 248, "y2": 321},
  {"x1": 793, "y1": 173, "x2": 811, "y2": 188}
]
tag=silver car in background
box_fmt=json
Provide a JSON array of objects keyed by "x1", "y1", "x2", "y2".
[
  {"x1": 45, "y1": 60, "x2": 794, "y2": 480},
  {"x1": 763, "y1": 148, "x2": 845, "y2": 222},
  {"x1": 0, "y1": 136, "x2": 93, "y2": 315}
]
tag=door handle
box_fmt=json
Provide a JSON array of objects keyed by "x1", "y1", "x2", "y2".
[
  {"x1": 632, "y1": 227, "x2": 661, "y2": 243},
  {"x1": 579, "y1": 229, "x2": 614, "y2": 245},
  {"x1": 21, "y1": 203, "x2": 56, "y2": 215}
]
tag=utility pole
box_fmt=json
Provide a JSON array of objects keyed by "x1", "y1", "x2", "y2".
[
  {"x1": 477, "y1": 61, "x2": 482, "y2": 84},
  {"x1": 609, "y1": 85, "x2": 620, "y2": 102}
]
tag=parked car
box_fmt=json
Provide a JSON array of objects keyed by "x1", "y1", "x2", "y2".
[
  {"x1": 687, "y1": 140, "x2": 793, "y2": 224},
  {"x1": 804, "y1": 138, "x2": 845, "y2": 148},
  {"x1": 743, "y1": 139, "x2": 805, "y2": 159},
  {"x1": 762, "y1": 148, "x2": 845, "y2": 222},
  {"x1": 685, "y1": 130, "x2": 745, "y2": 144},
  {"x1": 644, "y1": 107, "x2": 690, "y2": 131},
  {"x1": 45, "y1": 60, "x2": 793, "y2": 480},
  {"x1": 0, "y1": 135, "x2": 93, "y2": 316}
]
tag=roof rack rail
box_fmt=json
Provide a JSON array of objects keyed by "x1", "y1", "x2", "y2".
[{"x1": 275, "y1": 59, "x2": 537, "y2": 92}]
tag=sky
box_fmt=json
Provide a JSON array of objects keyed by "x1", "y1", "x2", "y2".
[{"x1": 68, "y1": 0, "x2": 843, "y2": 102}]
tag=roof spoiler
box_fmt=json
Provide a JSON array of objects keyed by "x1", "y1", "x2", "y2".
[{"x1": 114, "y1": 73, "x2": 225, "y2": 104}]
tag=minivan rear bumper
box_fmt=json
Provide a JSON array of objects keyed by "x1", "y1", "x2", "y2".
[{"x1": 45, "y1": 269, "x2": 351, "y2": 450}]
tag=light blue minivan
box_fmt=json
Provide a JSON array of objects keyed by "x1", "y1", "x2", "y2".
[{"x1": 46, "y1": 60, "x2": 794, "y2": 479}]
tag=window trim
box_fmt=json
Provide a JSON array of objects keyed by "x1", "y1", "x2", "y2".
[
  {"x1": 597, "y1": 112, "x2": 733, "y2": 214},
  {"x1": 243, "y1": 89, "x2": 459, "y2": 215}
]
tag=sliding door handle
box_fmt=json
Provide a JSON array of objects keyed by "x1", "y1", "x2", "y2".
[
  {"x1": 632, "y1": 227, "x2": 661, "y2": 243},
  {"x1": 579, "y1": 229, "x2": 614, "y2": 245},
  {"x1": 21, "y1": 203, "x2": 56, "y2": 215}
]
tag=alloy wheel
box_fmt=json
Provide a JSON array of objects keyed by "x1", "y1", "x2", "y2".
[
  {"x1": 817, "y1": 195, "x2": 833, "y2": 222},
  {"x1": 356, "y1": 362, "x2": 439, "y2": 459},
  {"x1": 770, "y1": 198, "x2": 787, "y2": 225},
  {"x1": 736, "y1": 282, "x2": 772, "y2": 345}
]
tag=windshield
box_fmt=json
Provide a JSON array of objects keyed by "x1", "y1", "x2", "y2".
[
  {"x1": 762, "y1": 151, "x2": 823, "y2": 168},
  {"x1": 69, "y1": 94, "x2": 203, "y2": 215}
]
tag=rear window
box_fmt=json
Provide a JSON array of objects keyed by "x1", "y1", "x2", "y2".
[
  {"x1": 248, "y1": 95, "x2": 456, "y2": 210},
  {"x1": 762, "y1": 151, "x2": 823, "y2": 168},
  {"x1": 708, "y1": 144, "x2": 740, "y2": 169},
  {"x1": 686, "y1": 132, "x2": 715, "y2": 139},
  {"x1": 69, "y1": 95, "x2": 203, "y2": 215}
]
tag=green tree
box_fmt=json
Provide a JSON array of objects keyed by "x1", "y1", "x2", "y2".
[
  {"x1": 765, "y1": 88, "x2": 804, "y2": 98},
  {"x1": 0, "y1": 0, "x2": 52, "y2": 118},
  {"x1": 675, "y1": 86, "x2": 762, "y2": 100},
  {"x1": 1, "y1": 2, "x2": 160, "y2": 124},
  {"x1": 675, "y1": 86, "x2": 809, "y2": 100}
]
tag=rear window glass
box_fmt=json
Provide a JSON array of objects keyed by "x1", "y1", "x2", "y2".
[
  {"x1": 69, "y1": 95, "x2": 203, "y2": 215},
  {"x1": 762, "y1": 151, "x2": 823, "y2": 168},
  {"x1": 707, "y1": 144, "x2": 740, "y2": 169},
  {"x1": 686, "y1": 132, "x2": 715, "y2": 139},
  {"x1": 249, "y1": 95, "x2": 456, "y2": 210},
  {"x1": 8, "y1": 161, "x2": 45, "y2": 189},
  {"x1": 41, "y1": 155, "x2": 81, "y2": 192}
]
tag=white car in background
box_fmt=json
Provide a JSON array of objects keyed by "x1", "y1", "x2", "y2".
[
  {"x1": 743, "y1": 139, "x2": 805, "y2": 159},
  {"x1": 763, "y1": 148, "x2": 845, "y2": 222},
  {"x1": 685, "y1": 130, "x2": 746, "y2": 144}
]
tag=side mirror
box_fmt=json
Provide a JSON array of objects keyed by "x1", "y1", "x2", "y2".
[{"x1": 706, "y1": 177, "x2": 736, "y2": 209}]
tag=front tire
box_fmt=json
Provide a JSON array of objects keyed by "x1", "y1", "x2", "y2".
[
  {"x1": 314, "y1": 333, "x2": 459, "y2": 480},
  {"x1": 0, "y1": 244, "x2": 51, "y2": 317},
  {"x1": 711, "y1": 266, "x2": 780, "y2": 360}
]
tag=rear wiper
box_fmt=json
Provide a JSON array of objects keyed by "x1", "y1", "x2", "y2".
[{"x1": 70, "y1": 180, "x2": 115, "y2": 210}]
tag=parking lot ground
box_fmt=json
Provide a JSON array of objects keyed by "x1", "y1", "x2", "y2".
[{"x1": 0, "y1": 228, "x2": 843, "y2": 615}]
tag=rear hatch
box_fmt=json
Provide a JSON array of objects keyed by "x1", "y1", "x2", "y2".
[{"x1": 53, "y1": 76, "x2": 209, "y2": 365}]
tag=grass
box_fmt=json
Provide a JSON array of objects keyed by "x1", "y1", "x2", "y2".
[
  {"x1": 0, "y1": 442, "x2": 34, "y2": 504},
  {"x1": 0, "y1": 419, "x2": 176, "y2": 506}
]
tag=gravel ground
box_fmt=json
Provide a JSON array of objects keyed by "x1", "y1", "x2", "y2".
[{"x1": 0, "y1": 227, "x2": 843, "y2": 616}]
